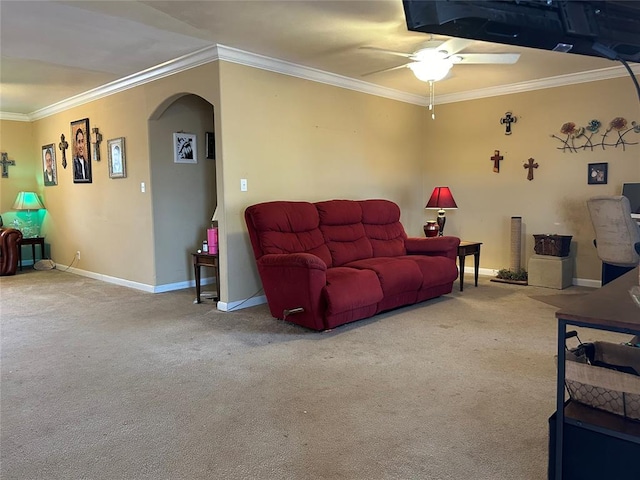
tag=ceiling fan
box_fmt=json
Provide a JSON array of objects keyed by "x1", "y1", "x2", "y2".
[
  {"x1": 361, "y1": 37, "x2": 519, "y2": 119},
  {"x1": 361, "y1": 37, "x2": 520, "y2": 82}
]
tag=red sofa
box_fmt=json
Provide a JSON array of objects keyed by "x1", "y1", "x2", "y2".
[{"x1": 245, "y1": 199, "x2": 460, "y2": 331}]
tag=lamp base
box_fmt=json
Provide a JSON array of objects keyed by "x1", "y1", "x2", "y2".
[
  {"x1": 13, "y1": 213, "x2": 40, "y2": 238},
  {"x1": 437, "y1": 210, "x2": 446, "y2": 236}
]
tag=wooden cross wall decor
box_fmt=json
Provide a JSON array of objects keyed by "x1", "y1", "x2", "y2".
[
  {"x1": 1, "y1": 152, "x2": 16, "y2": 178},
  {"x1": 491, "y1": 150, "x2": 503, "y2": 173},
  {"x1": 524, "y1": 157, "x2": 539, "y2": 181},
  {"x1": 59, "y1": 134, "x2": 69, "y2": 169},
  {"x1": 91, "y1": 127, "x2": 102, "y2": 162},
  {"x1": 500, "y1": 112, "x2": 517, "y2": 135}
]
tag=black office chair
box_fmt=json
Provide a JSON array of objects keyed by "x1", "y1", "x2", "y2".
[{"x1": 587, "y1": 195, "x2": 640, "y2": 285}]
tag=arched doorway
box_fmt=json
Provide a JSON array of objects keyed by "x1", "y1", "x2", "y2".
[{"x1": 148, "y1": 94, "x2": 217, "y2": 290}]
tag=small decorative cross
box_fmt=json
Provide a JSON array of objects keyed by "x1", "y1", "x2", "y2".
[
  {"x1": 59, "y1": 134, "x2": 69, "y2": 169},
  {"x1": 523, "y1": 157, "x2": 538, "y2": 181},
  {"x1": 91, "y1": 127, "x2": 102, "y2": 162},
  {"x1": 491, "y1": 150, "x2": 503, "y2": 173},
  {"x1": 500, "y1": 112, "x2": 517, "y2": 135},
  {"x1": 1, "y1": 152, "x2": 16, "y2": 178}
]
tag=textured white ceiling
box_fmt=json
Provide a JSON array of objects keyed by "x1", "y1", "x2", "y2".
[{"x1": 0, "y1": 0, "x2": 628, "y2": 116}]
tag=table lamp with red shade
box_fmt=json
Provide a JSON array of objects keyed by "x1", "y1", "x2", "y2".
[{"x1": 425, "y1": 187, "x2": 457, "y2": 236}]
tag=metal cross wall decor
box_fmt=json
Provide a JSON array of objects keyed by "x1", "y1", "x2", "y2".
[
  {"x1": 59, "y1": 134, "x2": 69, "y2": 169},
  {"x1": 523, "y1": 158, "x2": 539, "y2": 181},
  {"x1": 500, "y1": 112, "x2": 517, "y2": 135},
  {"x1": 1, "y1": 152, "x2": 16, "y2": 178},
  {"x1": 491, "y1": 150, "x2": 504, "y2": 173}
]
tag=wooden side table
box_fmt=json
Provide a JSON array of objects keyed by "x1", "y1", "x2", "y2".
[
  {"x1": 18, "y1": 236, "x2": 45, "y2": 271},
  {"x1": 457, "y1": 241, "x2": 482, "y2": 291},
  {"x1": 192, "y1": 252, "x2": 219, "y2": 303}
]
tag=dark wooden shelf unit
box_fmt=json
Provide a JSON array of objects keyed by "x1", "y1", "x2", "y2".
[{"x1": 552, "y1": 268, "x2": 640, "y2": 479}]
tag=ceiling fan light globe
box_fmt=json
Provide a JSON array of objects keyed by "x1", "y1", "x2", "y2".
[
  {"x1": 414, "y1": 48, "x2": 444, "y2": 62},
  {"x1": 409, "y1": 60, "x2": 452, "y2": 82}
]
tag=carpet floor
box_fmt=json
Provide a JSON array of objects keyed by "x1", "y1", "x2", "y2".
[{"x1": 0, "y1": 269, "x2": 617, "y2": 479}]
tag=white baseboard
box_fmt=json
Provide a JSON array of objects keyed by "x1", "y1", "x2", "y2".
[
  {"x1": 217, "y1": 295, "x2": 267, "y2": 312},
  {"x1": 56, "y1": 265, "x2": 218, "y2": 293},
  {"x1": 54, "y1": 265, "x2": 269, "y2": 311},
  {"x1": 572, "y1": 278, "x2": 601, "y2": 288},
  {"x1": 153, "y1": 277, "x2": 217, "y2": 293}
]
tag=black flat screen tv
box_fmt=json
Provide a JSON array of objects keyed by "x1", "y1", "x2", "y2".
[{"x1": 402, "y1": 0, "x2": 640, "y2": 62}]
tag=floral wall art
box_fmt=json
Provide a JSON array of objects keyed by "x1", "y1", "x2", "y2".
[{"x1": 551, "y1": 117, "x2": 639, "y2": 152}]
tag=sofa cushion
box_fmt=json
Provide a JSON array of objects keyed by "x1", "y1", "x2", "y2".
[
  {"x1": 316, "y1": 200, "x2": 373, "y2": 266},
  {"x1": 360, "y1": 199, "x2": 407, "y2": 257},
  {"x1": 398, "y1": 255, "x2": 459, "y2": 287},
  {"x1": 345, "y1": 257, "x2": 423, "y2": 296},
  {"x1": 324, "y1": 267, "x2": 383, "y2": 315},
  {"x1": 245, "y1": 201, "x2": 333, "y2": 267}
]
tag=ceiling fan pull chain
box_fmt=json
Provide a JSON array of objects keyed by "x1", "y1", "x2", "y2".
[{"x1": 429, "y1": 80, "x2": 436, "y2": 120}]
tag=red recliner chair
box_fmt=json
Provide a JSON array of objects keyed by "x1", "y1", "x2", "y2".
[{"x1": 0, "y1": 228, "x2": 23, "y2": 276}]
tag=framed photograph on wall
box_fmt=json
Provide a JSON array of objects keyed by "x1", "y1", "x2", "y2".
[
  {"x1": 107, "y1": 137, "x2": 126, "y2": 179},
  {"x1": 588, "y1": 162, "x2": 608, "y2": 185},
  {"x1": 71, "y1": 118, "x2": 92, "y2": 183},
  {"x1": 173, "y1": 132, "x2": 197, "y2": 164},
  {"x1": 42, "y1": 144, "x2": 57, "y2": 186},
  {"x1": 205, "y1": 132, "x2": 215, "y2": 159}
]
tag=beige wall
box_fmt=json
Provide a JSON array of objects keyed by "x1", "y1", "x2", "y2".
[
  {"x1": 426, "y1": 77, "x2": 640, "y2": 281},
  {"x1": 0, "y1": 120, "x2": 34, "y2": 212},
  {"x1": 29, "y1": 89, "x2": 156, "y2": 283},
  {"x1": 2, "y1": 60, "x2": 639, "y2": 306},
  {"x1": 217, "y1": 62, "x2": 427, "y2": 303},
  {"x1": 1, "y1": 63, "x2": 221, "y2": 288}
]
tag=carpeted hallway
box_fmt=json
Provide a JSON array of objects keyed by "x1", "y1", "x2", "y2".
[{"x1": 0, "y1": 269, "x2": 608, "y2": 479}]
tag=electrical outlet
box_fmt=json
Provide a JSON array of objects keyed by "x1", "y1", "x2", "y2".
[{"x1": 76, "y1": 250, "x2": 81, "y2": 260}]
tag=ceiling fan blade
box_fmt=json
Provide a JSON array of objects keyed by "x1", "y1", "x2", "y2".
[
  {"x1": 359, "y1": 46, "x2": 413, "y2": 59},
  {"x1": 361, "y1": 62, "x2": 411, "y2": 77},
  {"x1": 453, "y1": 53, "x2": 521, "y2": 64},
  {"x1": 437, "y1": 37, "x2": 473, "y2": 56}
]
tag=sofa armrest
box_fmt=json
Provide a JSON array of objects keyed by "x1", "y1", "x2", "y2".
[
  {"x1": 405, "y1": 236, "x2": 461, "y2": 261},
  {"x1": 0, "y1": 227, "x2": 23, "y2": 276},
  {"x1": 257, "y1": 253, "x2": 328, "y2": 330}
]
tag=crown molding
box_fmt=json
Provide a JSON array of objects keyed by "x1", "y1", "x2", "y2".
[
  {"x1": 215, "y1": 44, "x2": 426, "y2": 106},
  {"x1": 2, "y1": 45, "x2": 639, "y2": 122},
  {"x1": 27, "y1": 45, "x2": 221, "y2": 121},
  {"x1": 0, "y1": 112, "x2": 31, "y2": 122},
  {"x1": 437, "y1": 63, "x2": 640, "y2": 104}
]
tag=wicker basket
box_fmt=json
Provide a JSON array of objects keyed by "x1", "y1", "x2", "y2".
[
  {"x1": 565, "y1": 341, "x2": 640, "y2": 420},
  {"x1": 533, "y1": 234, "x2": 572, "y2": 257}
]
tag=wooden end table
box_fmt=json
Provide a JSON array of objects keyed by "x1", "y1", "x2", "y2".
[
  {"x1": 457, "y1": 241, "x2": 482, "y2": 291},
  {"x1": 18, "y1": 236, "x2": 45, "y2": 271},
  {"x1": 192, "y1": 252, "x2": 220, "y2": 303}
]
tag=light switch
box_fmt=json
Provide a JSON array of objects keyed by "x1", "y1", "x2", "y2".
[
  {"x1": 141, "y1": 182, "x2": 146, "y2": 193},
  {"x1": 240, "y1": 179, "x2": 247, "y2": 192}
]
